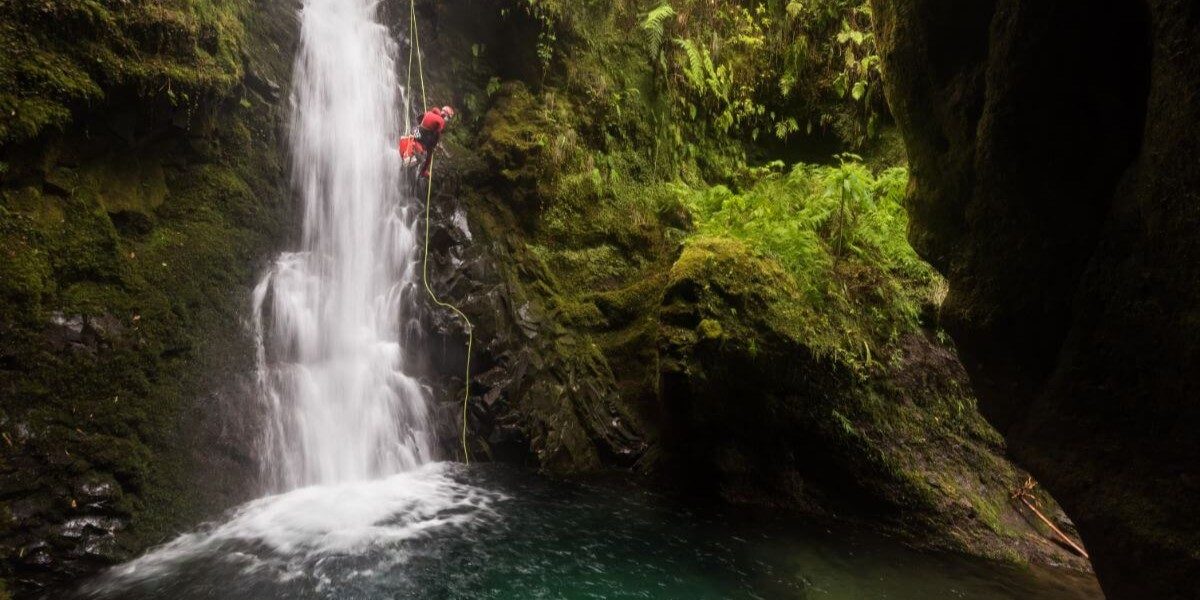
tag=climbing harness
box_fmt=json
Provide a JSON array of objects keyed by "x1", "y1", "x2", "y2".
[{"x1": 407, "y1": 0, "x2": 474, "y2": 464}]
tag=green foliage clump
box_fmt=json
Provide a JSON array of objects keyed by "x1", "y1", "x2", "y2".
[
  {"x1": 642, "y1": 0, "x2": 886, "y2": 149},
  {"x1": 458, "y1": 0, "x2": 887, "y2": 185},
  {"x1": 683, "y1": 158, "x2": 940, "y2": 364},
  {"x1": 448, "y1": 0, "x2": 923, "y2": 368}
]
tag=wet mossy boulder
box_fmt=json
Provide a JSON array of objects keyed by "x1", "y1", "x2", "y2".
[
  {"x1": 656, "y1": 237, "x2": 1086, "y2": 565},
  {"x1": 430, "y1": 170, "x2": 1089, "y2": 567}
]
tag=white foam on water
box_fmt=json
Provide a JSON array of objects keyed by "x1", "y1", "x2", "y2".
[{"x1": 86, "y1": 464, "x2": 503, "y2": 593}]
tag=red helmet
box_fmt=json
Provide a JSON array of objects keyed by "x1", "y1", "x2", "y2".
[{"x1": 441, "y1": 106, "x2": 456, "y2": 119}]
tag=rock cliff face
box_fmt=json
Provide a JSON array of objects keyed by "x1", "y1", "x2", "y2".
[
  {"x1": 411, "y1": 0, "x2": 1088, "y2": 573},
  {"x1": 871, "y1": 0, "x2": 1200, "y2": 597},
  {"x1": 0, "y1": 0, "x2": 296, "y2": 594}
]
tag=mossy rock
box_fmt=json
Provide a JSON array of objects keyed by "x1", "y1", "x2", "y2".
[{"x1": 0, "y1": 0, "x2": 297, "y2": 592}]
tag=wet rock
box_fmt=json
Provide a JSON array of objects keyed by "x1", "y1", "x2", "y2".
[
  {"x1": 72, "y1": 474, "x2": 123, "y2": 512},
  {"x1": 45, "y1": 312, "x2": 125, "y2": 355},
  {"x1": 49, "y1": 313, "x2": 85, "y2": 341},
  {"x1": 105, "y1": 110, "x2": 139, "y2": 145},
  {"x1": 19, "y1": 541, "x2": 54, "y2": 571},
  {"x1": 57, "y1": 516, "x2": 123, "y2": 542},
  {"x1": 245, "y1": 68, "x2": 283, "y2": 102},
  {"x1": 42, "y1": 169, "x2": 77, "y2": 196},
  {"x1": 84, "y1": 314, "x2": 125, "y2": 342},
  {"x1": 8, "y1": 498, "x2": 52, "y2": 529},
  {"x1": 78, "y1": 533, "x2": 122, "y2": 562}
]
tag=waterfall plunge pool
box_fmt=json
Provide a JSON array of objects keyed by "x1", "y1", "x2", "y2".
[{"x1": 75, "y1": 463, "x2": 1102, "y2": 600}]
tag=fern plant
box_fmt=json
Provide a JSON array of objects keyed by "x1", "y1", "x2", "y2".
[
  {"x1": 645, "y1": 0, "x2": 886, "y2": 148},
  {"x1": 683, "y1": 159, "x2": 940, "y2": 359},
  {"x1": 640, "y1": 2, "x2": 676, "y2": 57}
]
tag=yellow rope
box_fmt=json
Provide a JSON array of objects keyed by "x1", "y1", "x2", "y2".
[
  {"x1": 409, "y1": 0, "x2": 473, "y2": 464},
  {"x1": 404, "y1": 0, "x2": 414, "y2": 130}
]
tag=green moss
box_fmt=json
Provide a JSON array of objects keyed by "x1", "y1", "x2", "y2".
[
  {"x1": 2, "y1": 186, "x2": 65, "y2": 225},
  {"x1": 0, "y1": 208, "x2": 54, "y2": 321},
  {"x1": 0, "y1": 0, "x2": 291, "y2": 590},
  {"x1": 549, "y1": 295, "x2": 606, "y2": 328},
  {"x1": 697, "y1": 318, "x2": 723, "y2": 341},
  {"x1": 63, "y1": 216, "x2": 125, "y2": 282},
  {"x1": 479, "y1": 83, "x2": 560, "y2": 190},
  {"x1": 667, "y1": 237, "x2": 806, "y2": 349},
  {"x1": 0, "y1": 0, "x2": 249, "y2": 145},
  {"x1": 79, "y1": 155, "x2": 168, "y2": 216},
  {"x1": 60, "y1": 281, "x2": 131, "y2": 315},
  {"x1": 531, "y1": 244, "x2": 635, "y2": 292},
  {"x1": 587, "y1": 267, "x2": 667, "y2": 311}
]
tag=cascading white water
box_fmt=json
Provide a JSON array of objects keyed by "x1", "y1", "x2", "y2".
[
  {"x1": 252, "y1": 0, "x2": 431, "y2": 489},
  {"x1": 80, "y1": 4, "x2": 507, "y2": 595}
]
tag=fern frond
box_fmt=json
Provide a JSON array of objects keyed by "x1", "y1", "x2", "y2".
[
  {"x1": 640, "y1": 3, "x2": 676, "y2": 55},
  {"x1": 676, "y1": 38, "x2": 707, "y2": 93}
]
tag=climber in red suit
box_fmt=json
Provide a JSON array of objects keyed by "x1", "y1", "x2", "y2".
[{"x1": 416, "y1": 105, "x2": 454, "y2": 178}]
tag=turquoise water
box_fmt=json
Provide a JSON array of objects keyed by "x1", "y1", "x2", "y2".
[{"x1": 77, "y1": 463, "x2": 1102, "y2": 599}]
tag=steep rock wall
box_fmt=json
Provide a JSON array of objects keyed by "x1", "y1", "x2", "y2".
[
  {"x1": 872, "y1": 0, "x2": 1199, "y2": 597},
  {"x1": 0, "y1": 0, "x2": 297, "y2": 595}
]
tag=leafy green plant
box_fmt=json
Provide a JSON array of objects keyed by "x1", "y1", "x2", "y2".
[
  {"x1": 683, "y1": 158, "x2": 939, "y2": 362},
  {"x1": 515, "y1": 0, "x2": 560, "y2": 72},
  {"x1": 635, "y1": 0, "x2": 886, "y2": 150},
  {"x1": 640, "y1": 2, "x2": 676, "y2": 57}
]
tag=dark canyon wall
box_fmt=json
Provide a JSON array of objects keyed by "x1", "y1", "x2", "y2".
[
  {"x1": 871, "y1": 0, "x2": 1199, "y2": 597},
  {"x1": 0, "y1": 0, "x2": 297, "y2": 595}
]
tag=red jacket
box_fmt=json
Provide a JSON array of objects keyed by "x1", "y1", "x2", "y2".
[{"x1": 420, "y1": 109, "x2": 445, "y2": 133}]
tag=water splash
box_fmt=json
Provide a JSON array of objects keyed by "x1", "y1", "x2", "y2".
[
  {"x1": 81, "y1": 465, "x2": 504, "y2": 597},
  {"x1": 252, "y1": 0, "x2": 431, "y2": 489}
]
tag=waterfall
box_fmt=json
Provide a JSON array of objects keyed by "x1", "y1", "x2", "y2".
[
  {"x1": 77, "y1": 3, "x2": 502, "y2": 595},
  {"x1": 251, "y1": 0, "x2": 431, "y2": 489}
]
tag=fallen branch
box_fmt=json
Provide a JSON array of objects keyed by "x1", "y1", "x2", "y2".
[{"x1": 1013, "y1": 476, "x2": 1090, "y2": 560}]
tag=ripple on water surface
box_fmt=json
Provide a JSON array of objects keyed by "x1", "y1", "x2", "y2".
[{"x1": 76, "y1": 463, "x2": 1103, "y2": 600}]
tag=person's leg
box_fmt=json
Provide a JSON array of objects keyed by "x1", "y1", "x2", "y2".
[
  {"x1": 424, "y1": 148, "x2": 439, "y2": 176},
  {"x1": 420, "y1": 141, "x2": 437, "y2": 177},
  {"x1": 415, "y1": 127, "x2": 436, "y2": 177}
]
